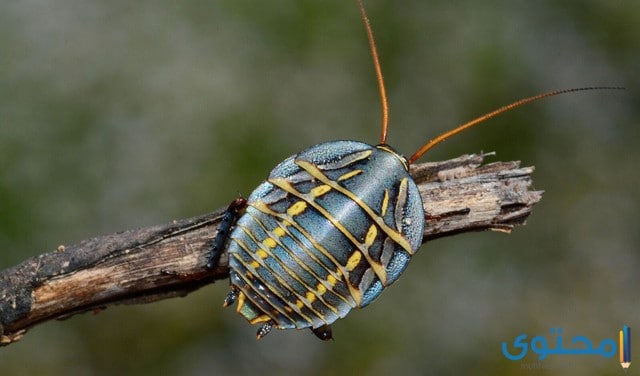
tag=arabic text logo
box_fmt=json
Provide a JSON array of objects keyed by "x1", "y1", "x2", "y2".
[{"x1": 502, "y1": 326, "x2": 631, "y2": 369}]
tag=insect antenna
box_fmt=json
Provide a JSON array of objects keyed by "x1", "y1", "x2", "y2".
[
  {"x1": 356, "y1": 1, "x2": 622, "y2": 165},
  {"x1": 357, "y1": 0, "x2": 389, "y2": 145},
  {"x1": 407, "y1": 86, "x2": 624, "y2": 165}
]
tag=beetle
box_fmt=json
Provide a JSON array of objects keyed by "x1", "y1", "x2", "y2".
[{"x1": 207, "y1": 0, "x2": 614, "y2": 340}]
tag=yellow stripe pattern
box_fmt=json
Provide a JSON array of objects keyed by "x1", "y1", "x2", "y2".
[{"x1": 227, "y1": 142, "x2": 422, "y2": 331}]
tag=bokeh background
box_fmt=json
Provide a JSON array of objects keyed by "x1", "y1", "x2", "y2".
[{"x1": 1, "y1": 0, "x2": 638, "y2": 375}]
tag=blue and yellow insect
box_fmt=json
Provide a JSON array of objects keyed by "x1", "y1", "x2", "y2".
[{"x1": 207, "y1": 0, "x2": 612, "y2": 340}]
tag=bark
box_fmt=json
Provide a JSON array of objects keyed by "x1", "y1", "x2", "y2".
[{"x1": 0, "y1": 153, "x2": 542, "y2": 346}]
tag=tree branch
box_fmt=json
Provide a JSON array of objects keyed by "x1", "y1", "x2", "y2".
[{"x1": 0, "y1": 153, "x2": 542, "y2": 346}]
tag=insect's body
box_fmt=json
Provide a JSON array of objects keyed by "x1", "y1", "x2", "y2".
[
  {"x1": 226, "y1": 141, "x2": 424, "y2": 333},
  {"x1": 206, "y1": 0, "x2": 614, "y2": 340}
]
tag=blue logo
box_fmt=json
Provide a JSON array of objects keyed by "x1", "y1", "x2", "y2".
[{"x1": 502, "y1": 326, "x2": 631, "y2": 369}]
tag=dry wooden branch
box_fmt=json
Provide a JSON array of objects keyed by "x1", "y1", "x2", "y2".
[{"x1": 0, "y1": 153, "x2": 542, "y2": 346}]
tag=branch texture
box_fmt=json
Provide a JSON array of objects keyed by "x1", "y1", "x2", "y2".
[{"x1": 0, "y1": 153, "x2": 542, "y2": 346}]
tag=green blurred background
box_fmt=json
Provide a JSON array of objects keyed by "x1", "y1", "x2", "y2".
[{"x1": 1, "y1": 0, "x2": 638, "y2": 375}]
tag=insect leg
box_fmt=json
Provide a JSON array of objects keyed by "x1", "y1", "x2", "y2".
[
  {"x1": 223, "y1": 287, "x2": 239, "y2": 307},
  {"x1": 256, "y1": 321, "x2": 274, "y2": 340},
  {"x1": 207, "y1": 197, "x2": 247, "y2": 269},
  {"x1": 311, "y1": 325, "x2": 333, "y2": 341}
]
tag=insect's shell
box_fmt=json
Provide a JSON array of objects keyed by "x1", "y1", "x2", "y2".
[{"x1": 227, "y1": 140, "x2": 424, "y2": 331}]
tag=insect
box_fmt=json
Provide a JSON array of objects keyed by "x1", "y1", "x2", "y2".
[{"x1": 207, "y1": 0, "x2": 616, "y2": 340}]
